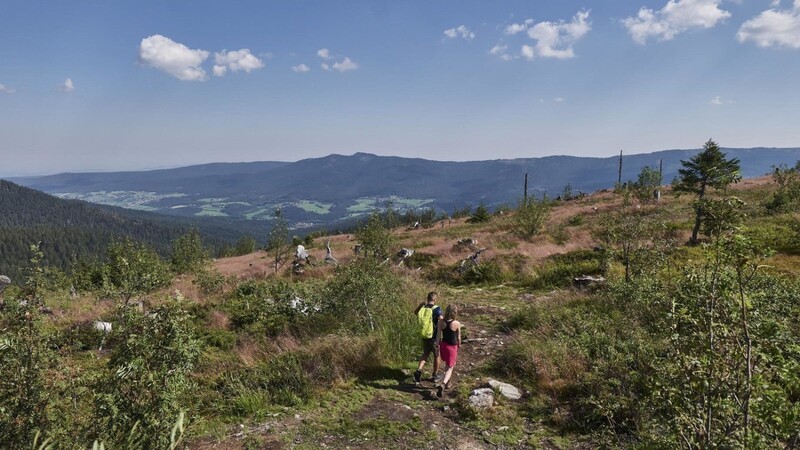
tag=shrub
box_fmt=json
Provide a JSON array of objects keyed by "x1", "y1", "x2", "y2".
[
  {"x1": 467, "y1": 203, "x2": 491, "y2": 224},
  {"x1": 527, "y1": 250, "x2": 602, "y2": 290},
  {"x1": 93, "y1": 296, "x2": 200, "y2": 448},
  {"x1": 170, "y1": 229, "x2": 209, "y2": 274},
  {"x1": 514, "y1": 198, "x2": 550, "y2": 239}
]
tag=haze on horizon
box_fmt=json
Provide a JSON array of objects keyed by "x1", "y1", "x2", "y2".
[{"x1": 1, "y1": 0, "x2": 799, "y2": 176}]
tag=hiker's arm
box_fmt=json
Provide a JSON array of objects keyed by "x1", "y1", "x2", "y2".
[
  {"x1": 413, "y1": 302, "x2": 424, "y2": 315},
  {"x1": 434, "y1": 320, "x2": 444, "y2": 345},
  {"x1": 456, "y1": 321, "x2": 462, "y2": 346}
]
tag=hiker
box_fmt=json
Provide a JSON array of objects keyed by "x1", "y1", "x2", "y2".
[
  {"x1": 414, "y1": 291, "x2": 443, "y2": 384},
  {"x1": 435, "y1": 304, "x2": 461, "y2": 398}
]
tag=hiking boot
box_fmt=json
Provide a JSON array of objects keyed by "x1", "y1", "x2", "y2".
[
  {"x1": 413, "y1": 370, "x2": 422, "y2": 383},
  {"x1": 433, "y1": 373, "x2": 444, "y2": 383}
]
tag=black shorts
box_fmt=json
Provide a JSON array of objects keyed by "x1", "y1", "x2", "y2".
[{"x1": 421, "y1": 338, "x2": 440, "y2": 358}]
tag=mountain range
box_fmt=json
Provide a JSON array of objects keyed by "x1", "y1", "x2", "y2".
[{"x1": 11, "y1": 148, "x2": 800, "y2": 229}]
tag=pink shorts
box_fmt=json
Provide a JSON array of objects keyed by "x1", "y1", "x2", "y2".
[{"x1": 440, "y1": 342, "x2": 459, "y2": 367}]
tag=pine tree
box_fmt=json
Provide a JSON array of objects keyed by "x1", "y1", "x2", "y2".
[{"x1": 673, "y1": 139, "x2": 741, "y2": 245}]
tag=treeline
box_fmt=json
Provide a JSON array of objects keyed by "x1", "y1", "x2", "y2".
[{"x1": 0, "y1": 180, "x2": 264, "y2": 280}]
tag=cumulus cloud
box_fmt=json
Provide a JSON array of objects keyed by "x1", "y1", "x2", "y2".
[
  {"x1": 554, "y1": 97, "x2": 566, "y2": 102},
  {"x1": 521, "y1": 44, "x2": 536, "y2": 60},
  {"x1": 138, "y1": 34, "x2": 209, "y2": 81},
  {"x1": 212, "y1": 49, "x2": 264, "y2": 77},
  {"x1": 317, "y1": 49, "x2": 358, "y2": 72},
  {"x1": 710, "y1": 95, "x2": 726, "y2": 105},
  {"x1": 623, "y1": 0, "x2": 731, "y2": 44},
  {"x1": 0, "y1": 83, "x2": 16, "y2": 94},
  {"x1": 505, "y1": 19, "x2": 534, "y2": 35},
  {"x1": 59, "y1": 78, "x2": 75, "y2": 92},
  {"x1": 737, "y1": 0, "x2": 800, "y2": 48},
  {"x1": 331, "y1": 57, "x2": 359, "y2": 72},
  {"x1": 317, "y1": 48, "x2": 332, "y2": 59},
  {"x1": 489, "y1": 44, "x2": 515, "y2": 60},
  {"x1": 489, "y1": 44, "x2": 508, "y2": 54},
  {"x1": 524, "y1": 10, "x2": 591, "y2": 59},
  {"x1": 444, "y1": 25, "x2": 475, "y2": 40},
  {"x1": 291, "y1": 64, "x2": 310, "y2": 73}
]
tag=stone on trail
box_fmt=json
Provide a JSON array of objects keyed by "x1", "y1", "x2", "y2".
[
  {"x1": 488, "y1": 379, "x2": 522, "y2": 400},
  {"x1": 469, "y1": 388, "x2": 494, "y2": 409}
]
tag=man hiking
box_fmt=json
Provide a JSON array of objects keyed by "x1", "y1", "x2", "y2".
[{"x1": 414, "y1": 291, "x2": 443, "y2": 384}]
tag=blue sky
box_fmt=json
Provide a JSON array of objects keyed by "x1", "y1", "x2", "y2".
[{"x1": 1, "y1": 0, "x2": 799, "y2": 175}]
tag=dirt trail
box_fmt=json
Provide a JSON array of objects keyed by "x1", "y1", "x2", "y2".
[{"x1": 190, "y1": 289, "x2": 530, "y2": 450}]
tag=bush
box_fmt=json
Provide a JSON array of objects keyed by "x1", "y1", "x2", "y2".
[
  {"x1": 93, "y1": 296, "x2": 200, "y2": 448},
  {"x1": 171, "y1": 229, "x2": 209, "y2": 274},
  {"x1": 527, "y1": 250, "x2": 602, "y2": 290},
  {"x1": 514, "y1": 198, "x2": 550, "y2": 239}
]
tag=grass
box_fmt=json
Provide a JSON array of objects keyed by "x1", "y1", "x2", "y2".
[{"x1": 292, "y1": 200, "x2": 333, "y2": 214}]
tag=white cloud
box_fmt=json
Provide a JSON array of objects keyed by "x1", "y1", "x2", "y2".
[
  {"x1": 710, "y1": 95, "x2": 724, "y2": 105},
  {"x1": 525, "y1": 10, "x2": 591, "y2": 59},
  {"x1": 138, "y1": 35, "x2": 209, "y2": 81},
  {"x1": 212, "y1": 49, "x2": 264, "y2": 77},
  {"x1": 0, "y1": 83, "x2": 16, "y2": 94},
  {"x1": 59, "y1": 78, "x2": 75, "y2": 92},
  {"x1": 317, "y1": 50, "x2": 358, "y2": 72},
  {"x1": 521, "y1": 44, "x2": 536, "y2": 60},
  {"x1": 489, "y1": 44, "x2": 517, "y2": 61},
  {"x1": 212, "y1": 65, "x2": 227, "y2": 77},
  {"x1": 443, "y1": 25, "x2": 475, "y2": 40},
  {"x1": 291, "y1": 64, "x2": 310, "y2": 73},
  {"x1": 554, "y1": 97, "x2": 566, "y2": 103},
  {"x1": 331, "y1": 57, "x2": 358, "y2": 72},
  {"x1": 489, "y1": 44, "x2": 508, "y2": 55},
  {"x1": 504, "y1": 18, "x2": 534, "y2": 35},
  {"x1": 737, "y1": 1, "x2": 800, "y2": 48},
  {"x1": 317, "y1": 48, "x2": 332, "y2": 59},
  {"x1": 623, "y1": 0, "x2": 731, "y2": 44}
]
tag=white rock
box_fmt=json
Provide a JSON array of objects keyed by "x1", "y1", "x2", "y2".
[
  {"x1": 469, "y1": 388, "x2": 494, "y2": 409},
  {"x1": 93, "y1": 321, "x2": 112, "y2": 333},
  {"x1": 488, "y1": 379, "x2": 522, "y2": 400}
]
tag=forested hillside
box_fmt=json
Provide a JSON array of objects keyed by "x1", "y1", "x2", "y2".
[{"x1": 0, "y1": 180, "x2": 263, "y2": 279}]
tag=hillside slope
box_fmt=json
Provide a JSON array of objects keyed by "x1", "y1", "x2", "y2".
[{"x1": 0, "y1": 180, "x2": 264, "y2": 279}]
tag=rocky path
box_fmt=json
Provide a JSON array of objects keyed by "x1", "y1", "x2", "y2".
[{"x1": 191, "y1": 286, "x2": 538, "y2": 450}]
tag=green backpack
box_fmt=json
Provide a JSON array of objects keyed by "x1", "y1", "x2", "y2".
[{"x1": 418, "y1": 305, "x2": 434, "y2": 339}]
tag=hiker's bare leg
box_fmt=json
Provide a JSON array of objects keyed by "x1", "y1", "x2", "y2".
[{"x1": 442, "y1": 365, "x2": 455, "y2": 386}]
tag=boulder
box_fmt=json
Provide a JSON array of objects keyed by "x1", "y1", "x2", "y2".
[
  {"x1": 469, "y1": 387, "x2": 494, "y2": 409},
  {"x1": 488, "y1": 379, "x2": 522, "y2": 400},
  {"x1": 93, "y1": 321, "x2": 112, "y2": 333},
  {"x1": 573, "y1": 275, "x2": 606, "y2": 289}
]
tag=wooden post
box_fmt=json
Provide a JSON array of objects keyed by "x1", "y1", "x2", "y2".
[
  {"x1": 524, "y1": 173, "x2": 528, "y2": 205},
  {"x1": 656, "y1": 158, "x2": 663, "y2": 201}
]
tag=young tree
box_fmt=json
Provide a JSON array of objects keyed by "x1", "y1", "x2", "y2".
[
  {"x1": 632, "y1": 165, "x2": 662, "y2": 203},
  {"x1": 673, "y1": 139, "x2": 741, "y2": 245},
  {"x1": 467, "y1": 203, "x2": 491, "y2": 224},
  {"x1": 105, "y1": 238, "x2": 172, "y2": 305},
  {"x1": 514, "y1": 197, "x2": 550, "y2": 240},
  {"x1": 355, "y1": 211, "x2": 393, "y2": 259},
  {"x1": 170, "y1": 229, "x2": 209, "y2": 274},
  {"x1": 266, "y1": 208, "x2": 290, "y2": 273}
]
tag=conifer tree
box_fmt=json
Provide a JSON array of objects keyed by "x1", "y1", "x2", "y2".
[{"x1": 673, "y1": 139, "x2": 741, "y2": 245}]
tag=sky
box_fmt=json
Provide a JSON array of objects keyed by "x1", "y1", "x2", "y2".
[{"x1": 1, "y1": 0, "x2": 799, "y2": 176}]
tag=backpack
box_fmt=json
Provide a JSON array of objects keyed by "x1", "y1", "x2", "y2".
[{"x1": 418, "y1": 305, "x2": 435, "y2": 339}]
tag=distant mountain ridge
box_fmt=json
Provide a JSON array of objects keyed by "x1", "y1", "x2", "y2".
[{"x1": 12, "y1": 147, "x2": 800, "y2": 228}]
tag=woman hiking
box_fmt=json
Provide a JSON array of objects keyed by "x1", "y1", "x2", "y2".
[{"x1": 434, "y1": 304, "x2": 461, "y2": 398}]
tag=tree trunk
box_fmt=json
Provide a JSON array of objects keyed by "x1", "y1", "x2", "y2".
[{"x1": 690, "y1": 184, "x2": 707, "y2": 245}]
